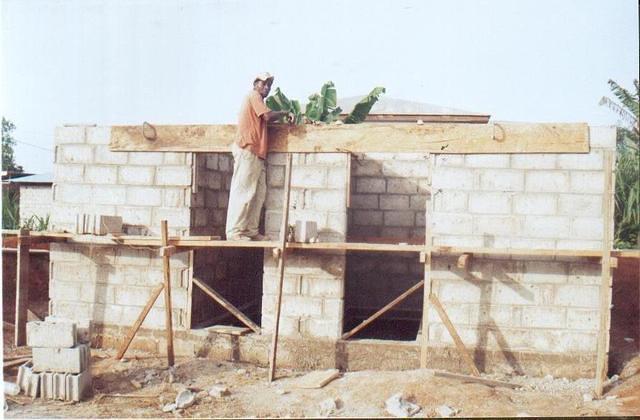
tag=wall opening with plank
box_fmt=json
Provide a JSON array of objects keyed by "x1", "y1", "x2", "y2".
[
  {"x1": 189, "y1": 152, "x2": 264, "y2": 329},
  {"x1": 344, "y1": 152, "x2": 430, "y2": 340}
]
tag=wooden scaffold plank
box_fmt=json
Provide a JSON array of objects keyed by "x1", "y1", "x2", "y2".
[
  {"x1": 110, "y1": 122, "x2": 589, "y2": 154},
  {"x1": 160, "y1": 220, "x2": 175, "y2": 367}
]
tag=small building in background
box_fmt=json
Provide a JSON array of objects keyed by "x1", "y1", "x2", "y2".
[{"x1": 7, "y1": 173, "x2": 53, "y2": 227}]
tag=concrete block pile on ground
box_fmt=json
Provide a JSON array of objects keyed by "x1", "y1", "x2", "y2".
[{"x1": 21, "y1": 320, "x2": 93, "y2": 401}]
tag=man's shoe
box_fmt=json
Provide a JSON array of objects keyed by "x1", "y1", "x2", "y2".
[
  {"x1": 228, "y1": 234, "x2": 252, "y2": 241},
  {"x1": 251, "y1": 234, "x2": 270, "y2": 241}
]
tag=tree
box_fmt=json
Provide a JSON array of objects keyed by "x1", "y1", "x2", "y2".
[
  {"x1": 2, "y1": 117, "x2": 23, "y2": 173},
  {"x1": 600, "y1": 79, "x2": 639, "y2": 248}
]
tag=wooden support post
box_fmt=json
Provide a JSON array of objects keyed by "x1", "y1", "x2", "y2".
[
  {"x1": 595, "y1": 151, "x2": 614, "y2": 398},
  {"x1": 161, "y1": 220, "x2": 175, "y2": 367},
  {"x1": 420, "y1": 154, "x2": 434, "y2": 368},
  {"x1": 429, "y1": 294, "x2": 480, "y2": 376},
  {"x1": 268, "y1": 153, "x2": 293, "y2": 383},
  {"x1": 192, "y1": 278, "x2": 261, "y2": 333},
  {"x1": 342, "y1": 280, "x2": 424, "y2": 340},
  {"x1": 456, "y1": 253, "x2": 472, "y2": 270},
  {"x1": 116, "y1": 283, "x2": 164, "y2": 359},
  {"x1": 14, "y1": 229, "x2": 30, "y2": 346}
]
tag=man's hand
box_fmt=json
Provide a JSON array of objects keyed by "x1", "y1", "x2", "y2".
[
  {"x1": 285, "y1": 112, "x2": 296, "y2": 124},
  {"x1": 264, "y1": 110, "x2": 295, "y2": 124}
]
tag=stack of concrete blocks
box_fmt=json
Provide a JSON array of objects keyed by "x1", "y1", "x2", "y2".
[
  {"x1": 262, "y1": 153, "x2": 349, "y2": 338},
  {"x1": 49, "y1": 126, "x2": 193, "y2": 344},
  {"x1": 18, "y1": 320, "x2": 92, "y2": 401},
  {"x1": 422, "y1": 126, "x2": 615, "y2": 371},
  {"x1": 75, "y1": 214, "x2": 123, "y2": 235},
  {"x1": 347, "y1": 153, "x2": 430, "y2": 317}
]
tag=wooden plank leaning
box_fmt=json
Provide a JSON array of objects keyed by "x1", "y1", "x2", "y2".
[
  {"x1": 429, "y1": 294, "x2": 481, "y2": 376},
  {"x1": 595, "y1": 151, "x2": 615, "y2": 397},
  {"x1": 14, "y1": 229, "x2": 30, "y2": 346},
  {"x1": 160, "y1": 220, "x2": 175, "y2": 367},
  {"x1": 420, "y1": 154, "x2": 434, "y2": 368},
  {"x1": 116, "y1": 283, "x2": 164, "y2": 359},
  {"x1": 342, "y1": 280, "x2": 425, "y2": 340},
  {"x1": 268, "y1": 153, "x2": 293, "y2": 383},
  {"x1": 192, "y1": 278, "x2": 260, "y2": 333}
]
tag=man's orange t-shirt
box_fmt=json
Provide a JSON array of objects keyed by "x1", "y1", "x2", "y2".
[{"x1": 236, "y1": 90, "x2": 271, "y2": 159}]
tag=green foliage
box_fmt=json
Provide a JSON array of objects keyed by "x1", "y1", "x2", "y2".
[
  {"x1": 343, "y1": 86, "x2": 386, "y2": 124},
  {"x1": 266, "y1": 81, "x2": 383, "y2": 125},
  {"x1": 304, "y1": 81, "x2": 342, "y2": 123},
  {"x1": 21, "y1": 214, "x2": 50, "y2": 231},
  {"x1": 600, "y1": 79, "x2": 639, "y2": 249},
  {"x1": 2, "y1": 188, "x2": 20, "y2": 229},
  {"x1": 2, "y1": 117, "x2": 23, "y2": 173},
  {"x1": 265, "y1": 88, "x2": 304, "y2": 124}
]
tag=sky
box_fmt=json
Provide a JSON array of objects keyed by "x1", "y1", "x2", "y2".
[{"x1": 1, "y1": 0, "x2": 638, "y2": 174}]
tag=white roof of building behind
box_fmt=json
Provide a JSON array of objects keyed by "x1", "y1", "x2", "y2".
[
  {"x1": 337, "y1": 96, "x2": 486, "y2": 116},
  {"x1": 7, "y1": 173, "x2": 53, "y2": 184}
]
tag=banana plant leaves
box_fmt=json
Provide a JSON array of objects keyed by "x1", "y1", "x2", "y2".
[
  {"x1": 305, "y1": 81, "x2": 342, "y2": 123},
  {"x1": 266, "y1": 88, "x2": 303, "y2": 124},
  {"x1": 343, "y1": 87, "x2": 386, "y2": 124}
]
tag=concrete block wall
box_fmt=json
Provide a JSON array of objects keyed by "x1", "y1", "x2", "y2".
[
  {"x1": 51, "y1": 126, "x2": 192, "y2": 237},
  {"x1": 19, "y1": 185, "x2": 53, "y2": 225},
  {"x1": 49, "y1": 242, "x2": 190, "y2": 330},
  {"x1": 190, "y1": 153, "x2": 233, "y2": 237},
  {"x1": 430, "y1": 126, "x2": 615, "y2": 249},
  {"x1": 50, "y1": 125, "x2": 195, "y2": 330},
  {"x1": 424, "y1": 126, "x2": 616, "y2": 354},
  {"x1": 262, "y1": 153, "x2": 349, "y2": 338}
]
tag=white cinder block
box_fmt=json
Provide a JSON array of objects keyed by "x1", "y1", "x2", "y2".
[
  {"x1": 571, "y1": 217, "x2": 604, "y2": 239},
  {"x1": 45, "y1": 316, "x2": 93, "y2": 344},
  {"x1": 555, "y1": 285, "x2": 600, "y2": 308},
  {"x1": 156, "y1": 166, "x2": 192, "y2": 186},
  {"x1": 511, "y1": 154, "x2": 557, "y2": 169},
  {"x1": 557, "y1": 151, "x2": 603, "y2": 170},
  {"x1": 513, "y1": 194, "x2": 557, "y2": 215},
  {"x1": 291, "y1": 167, "x2": 328, "y2": 188},
  {"x1": 468, "y1": 192, "x2": 511, "y2": 214},
  {"x1": 65, "y1": 370, "x2": 92, "y2": 402},
  {"x1": 54, "y1": 164, "x2": 84, "y2": 183},
  {"x1": 282, "y1": 296, "x2": 323, "y2": 317},
  {"x1": 128, "y1": 151, "x2": 164, "y2": 165},
  {"x1": 294, "y1": 220, "x2": 318, "y2": 243},
  {"x1": 32, "y1": 344, "x2": 90, "y2": 374},
  {"x1": 94, "y1": 145, "x2": 128, "y2": 165},
  {"x1": 86, "y1": 126, "x2": 111, "y2": 144},
  {"x1": 431, "y1": 213, "x2": 473, "y2": 235},
  {"x1": 125, "y1": 186, "x2": 162, "y2": 206},
  {"x1": 589, "y1": 125, "x2": 616, "y2": 149},
  {"x1": 27, "y1": 320, "x2": 76, "y2": 348},
  {"x1": 558, "y1": 194, "x2": 602, "y2": 217},
  {"x1": 85, "y1": 165, "x2": 117, "y2": 184},
  {"x1": 570, "y1": 172, "x2": 604, "y2": 193},
  {"x1": 465, "y1": 154, "x2": 510, "y2": 168},
  {"x1": 522, "y1": 216, "x2": 571, "y2": 239},
  {"x1": 434, "y1": 191, "x2": 467, "y2": 212},
  {"x1": 432, "y1": 167, "x2": 474, "y2": 190},
  {"x1": 55, "y1": 126, "x2": 86, "y2": 144},
  {"x1": 57, "y1": 145, "x2": 93, "y2": 164},
  {"x1": 479, "y1": 170, "x2": 524, "y2": 192},
  {"x1": 92, "y1": 185, "x2": 127, "y2": 205},
  {"x1": 118, "y1": 166, "x2": 155, "y2": 185},
  {"x1": 526, "y1": 171, "x2": 569, "y2": 192}
]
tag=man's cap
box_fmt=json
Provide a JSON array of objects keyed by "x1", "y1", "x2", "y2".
[{"x1": 254, "y1": 72, "x2": 274, "y2": 83}]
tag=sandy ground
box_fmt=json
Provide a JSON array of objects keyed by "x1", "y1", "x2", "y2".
[{"x1": 3, "y1": 346, "x2": 639, "y2": 418}]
